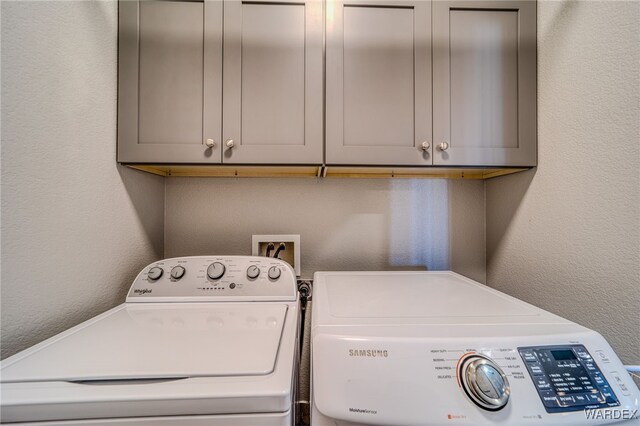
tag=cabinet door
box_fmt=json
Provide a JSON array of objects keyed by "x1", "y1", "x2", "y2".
[
  {"x1": 222, "y1": 0, "x2": 323, "y2": 164},
  {"x1": 326, "y1": 1, "x2": 432, "y2": 166},
  {"x1": 118, "y1": 0, "x2": 222, "y2": 163},
  {"x1": 433, "y1": 1, "x2": 536, "y2": 166}
]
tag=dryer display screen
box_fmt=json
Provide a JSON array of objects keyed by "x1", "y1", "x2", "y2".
[
  {"x1": 518, "y1": 345, "x2": 620, "y2": 413},
  {"x1": 550, "y1": 349, "x2": 576, "y2": 361}
]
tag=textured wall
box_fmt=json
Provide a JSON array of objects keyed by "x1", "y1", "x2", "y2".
[
  {"x1": 486, "y1": 1, "x2": 640, "y2": 364},
  {"x1": 165, "y1": 178, "x2": 486, "y2": 283},
  {"x1": 1, "y1": 1, "x2": 165, "y2": 359}
]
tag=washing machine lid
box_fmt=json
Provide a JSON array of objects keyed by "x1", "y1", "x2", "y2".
[{"x1": 1, "y1": 303, "x2": 289, "y2": 383}]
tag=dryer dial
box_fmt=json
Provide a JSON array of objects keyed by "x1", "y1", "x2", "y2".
[{"x1": 459, "y1": 354, "x2": 510, "y2": 411}]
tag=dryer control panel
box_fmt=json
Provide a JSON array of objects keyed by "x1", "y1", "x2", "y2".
[
  {"x1": 126, "y1": 256, "x2": 297, "y2": 302},
  {"x1": 519, "y1": 345, "x2": 620, "y2": 413}
]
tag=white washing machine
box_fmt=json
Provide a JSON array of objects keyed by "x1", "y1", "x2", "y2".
[
  {"x1": 311, "y1": 271, "x2": 639, "y2": 425},
  {"x1": 0, "y1": 256, "x2": 300, "y2": 425}
]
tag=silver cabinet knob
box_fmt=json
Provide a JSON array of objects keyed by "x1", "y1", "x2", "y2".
[
  {"x1": 439, "y1": 141, "x2": 450, "y2": 151},
  {"x1": 225, "y1": 139, "x2": 235, "y2": 149},
  {"x1": 205, "y1": 138, "x2": 216, "y2": 148},
  {"x1": 421, "y1": 141, "x2": 430, "y2": 151}
]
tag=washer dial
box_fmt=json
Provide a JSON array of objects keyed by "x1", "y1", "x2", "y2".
[
  {"x1": 147, "y1": 266, "x2": 163, "y2": 281},
  {"x1": 247, "y1": 265, "x2": 260, "y2": 279},
  {"x1": 268, "y1": 266, "x2": 281, "y2": 280},
  {"x1": 459, "y1": 354, "x2": 510, "y2": 411},
  {"x1": 170, "y1": 265, "x2": 186, "y2": 280},
  {"x1": 207, "y1": 262, "x2": 226, "y2": 280}
]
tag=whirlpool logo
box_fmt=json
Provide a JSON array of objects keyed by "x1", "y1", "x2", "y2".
[
  {"x1": 348, "y1": 349, "x2": 388, "y2": 358},
  {"x1": 133, "y1": 288, "x2": 152, "y2": 295}
]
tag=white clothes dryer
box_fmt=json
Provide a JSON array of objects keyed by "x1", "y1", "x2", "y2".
[
  {"x1": 1, "y1": 256, "x2": 300, "y2": 425},
  {"x1": 311, "y1": 271, "x2": 639, "y2": 425}
]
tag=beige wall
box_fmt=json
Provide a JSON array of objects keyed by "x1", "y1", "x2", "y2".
[
  {"x1": 165, "y1": 178, "x2": 486, "y2": 283},
  {"x1": 0, "y1": 1, "x2": 165, "y2": 359},
  {"x1": 486, "y1": 1, "x2": 640, "y2": 364}
]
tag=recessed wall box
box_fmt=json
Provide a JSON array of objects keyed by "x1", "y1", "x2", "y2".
[{"x1": 252, "y1": 234, "x2": 300, "y2": 277}]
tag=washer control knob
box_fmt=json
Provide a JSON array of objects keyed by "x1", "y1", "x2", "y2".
[
  {"x1": 170, "y1": 265, "x2": 186, "y2": 280},
  {"x1": 247, "y1": 265, "x2": 260, "y2": 279},
  {"x1": 459, "y1": 354, "x2": 510, "y2": 411},
  {"x1": 268, "y1": 266, "x2": 281, "y2": 280},
  {"x1": 207, "y1": 262, "x2": 226, "y2": 280},
  {"x1": 147, "y1": 266, "x2": 163, "y2": 281}
]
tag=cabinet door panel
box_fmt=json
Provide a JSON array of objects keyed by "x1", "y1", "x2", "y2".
[
  {"x1": 118, "y1": 0, "x2": 222, "y2": 163},
  {"x1": 450, "y1": 10, "x2": 519, "y2": 149},
  {"x1": 137, "y1": 1, "x2": 203, "y2": 145},
  {"x1": 223, "y1": 0, "x2": 323, "y2": 164},
  {"x1": 433, "y1": 1, "x2": 536, "y2": 166},
  {"x1": 343, "y1": 6, "x2": 414, "y2": 148},
  {"x1": 326, "y1": 0, "x2": 432, "y2": 165}
]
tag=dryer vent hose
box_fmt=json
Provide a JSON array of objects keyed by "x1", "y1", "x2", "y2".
[{"x1": 297, "y1": 300, "x2": 312, "y2": 426}]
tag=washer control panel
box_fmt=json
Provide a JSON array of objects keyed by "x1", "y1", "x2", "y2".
[
  {"x1": 126, "y1": 256, "x2": 297, "y2": 302},
  {"x1": 519, "y1": 345, "x2": 620, "y2": 413}
]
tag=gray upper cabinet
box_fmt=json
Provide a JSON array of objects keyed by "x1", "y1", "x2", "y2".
[
  {"x1": 433, "y1": 0, "x2": 537, "y2": 166},
  {"x1": 118, "y1": 0, "x2": 322, "y2": 165},
  {"x1": 118, "y1": 0, "x2": 222, "y2": 163},
  {"x1": 119, "y1": 0, "x2": 537, "y2": 170},
  {"x1": 222, "y1": 0, "x2": 323, "y2": 164},
  {"x1": 326, "y1": 0, "x2": 432, "y2": 166}
]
